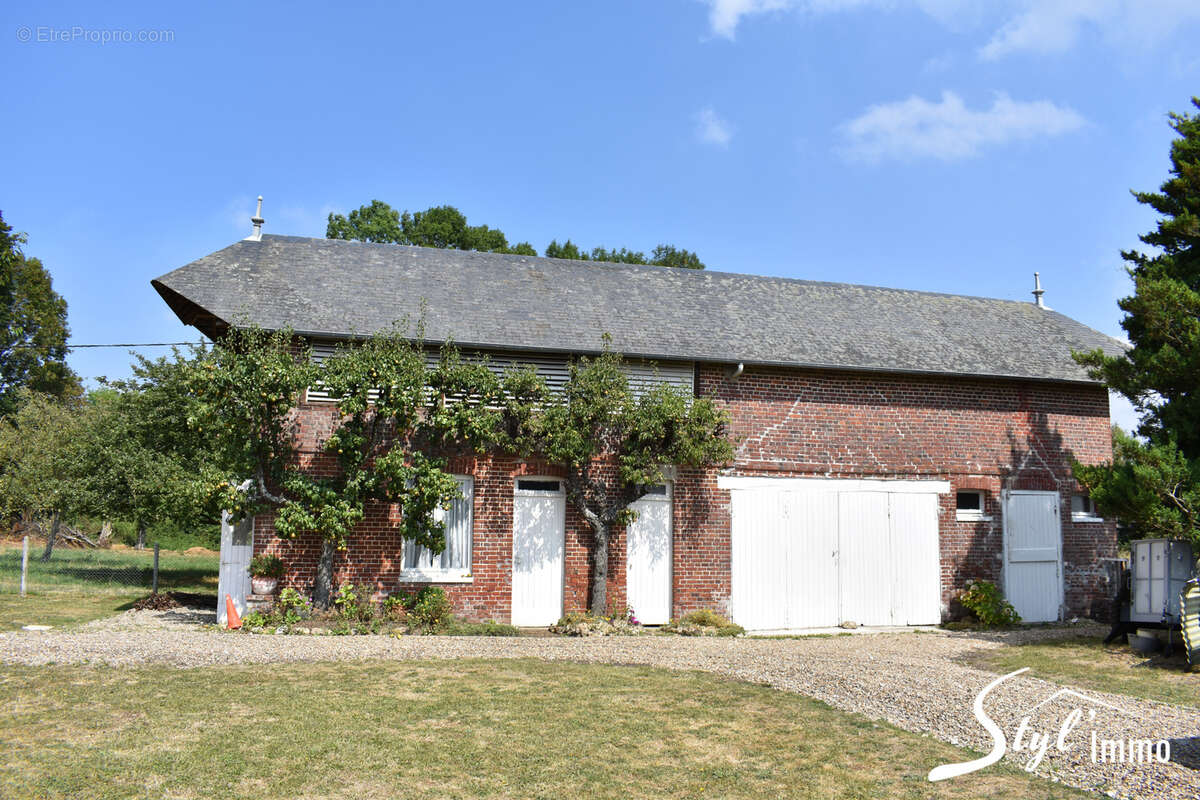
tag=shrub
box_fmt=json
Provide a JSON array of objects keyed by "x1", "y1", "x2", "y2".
[
  {"x1": 404, "y1": 586, "x2": 453, "y2": 632},
  {"x1": 958, "y1": 579, "x2": 1021, "y2": 627},
  {"x1": 383, "y1": 594, "x2": 408, "y2": 620},
  {"x1": 680, "y1": 610, "x2": 729, "y2": 628},
  {"x1": 249, "y1": 554, "x2": 285, "y2": 578},
  {"x1": 662, "y1": 610, "x2": 745, "y2": 637},
  {"x1": 441, "y1": 619, "x2": 521, "y2": 637},
  {"x1": 275, "y1": 587, "x2": 310, "y2": 624},
  {"x1": 334, "y1": 583, "x2": 377, "y2": 624},
  {"x1": 242, "y1": 610, "x2": 269, "y2": 629}
]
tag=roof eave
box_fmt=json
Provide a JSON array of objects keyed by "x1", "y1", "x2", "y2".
[
  {"x1": 281, "y1": 326, "x2": 1104, "y2": 387},
  {"x1": 151, "y1": 279, "x2": 229, "y2": 340}
]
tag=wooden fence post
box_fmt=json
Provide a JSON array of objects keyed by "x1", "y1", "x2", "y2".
[
  {"x1": 20, "y1": 535, "x2": 29, "y2": 597},
  {"x1": 152, "y1": 544, "x2": 160, "y2": 594}
]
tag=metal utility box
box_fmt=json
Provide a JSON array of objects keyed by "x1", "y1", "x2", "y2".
[{"x1": 1130, "y1": 539, "x2": 1196, "y2": 624}]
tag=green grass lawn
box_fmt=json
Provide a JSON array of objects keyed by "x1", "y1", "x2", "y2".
[
  {"x1": 0, "y1": 591, "x2": 141, "y2": 629},
  {"x1": 0, "y1": 543, "x2": 218, "y2": 593},
  {"x1": 0, "y1": 659, "x2": 1090, "y2": 800},
  {"x1": 0, "y1": 544, "x2": 218, "y2": 629},
  {"x1": 963, "y1": 635, "x2": 1198, "y2": 708}
]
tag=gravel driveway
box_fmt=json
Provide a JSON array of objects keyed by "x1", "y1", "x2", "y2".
[{"x1": 2, "y1": 611, "x2": 1197, "y2": 800}]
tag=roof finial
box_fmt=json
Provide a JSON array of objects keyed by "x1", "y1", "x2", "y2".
[
  {"x1": 1032, "y1": 271, "x2": 1045, "y2": 308},
  {"x1": 246, "y1": 195, "x2": 265, "y2": 242}
]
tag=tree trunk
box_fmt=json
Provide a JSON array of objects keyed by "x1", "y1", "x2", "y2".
[
  {"x1": 97, "y1": 521, "x2": 113, "y2": 548},
  {"x1": 40, "y1": 512, "x2": 60, "y2": 562},
  {"x1": 135, "y1": 523, "x2": 147, "y2": 550},
  {"x1": 312, "y1": 539, "x2": 337, "y2": 609},
  {"x1": 589, "y1": 519, "x2": 610, "y2": 616}
]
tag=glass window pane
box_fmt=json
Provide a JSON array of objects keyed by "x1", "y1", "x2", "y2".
[
  {"x1": 403, "y1": 478, "x2": 473, "y2": 572},
  {"x1": 518, "y1": 479, "x2": 561, "y2": 492}
]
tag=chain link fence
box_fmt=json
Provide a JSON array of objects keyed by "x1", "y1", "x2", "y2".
[{"x1": 0, "y1": 538, "x2": 162, "y2": 595}]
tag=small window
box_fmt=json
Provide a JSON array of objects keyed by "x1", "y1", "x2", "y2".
[
  {"x1": 1071, "y1": 494, "x2": 1102, "y2": 522},
  {"x1": 517, "y1": 479, "x2": 561, "y2": 493},
  {"x1": 956, "y1": 490, "x2": 987, "y2": 521},
  {"x1": 401, "y1": 476, "x2": 473, "y2": 582}
]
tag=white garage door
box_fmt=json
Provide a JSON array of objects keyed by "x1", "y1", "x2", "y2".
[{"x1": 722, "y1": 477, "x2": 947, "y2": 631}]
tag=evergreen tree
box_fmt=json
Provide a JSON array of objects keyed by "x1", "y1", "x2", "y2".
[{"x1": 1075, "y1": 99, "x2": 1200, "y2": 545}]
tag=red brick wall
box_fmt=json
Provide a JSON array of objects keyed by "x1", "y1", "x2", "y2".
[
  {"x1": 253, "y1": 363, "x2": 1117, "y2": 623},
  {"x1": 693, "y1": 364, "x2": 1117, "y2": 619}
]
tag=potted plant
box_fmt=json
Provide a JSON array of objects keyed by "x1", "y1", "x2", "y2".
[{"x1": 249, "y1": 554, "x2": 285, "y2": 595}]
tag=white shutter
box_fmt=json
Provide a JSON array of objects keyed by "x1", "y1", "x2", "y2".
[
  {"x1": 305, "y1": 340, "x2": 695, "y2": 403},
  {"x1": 304, "y1": 343, "x2": 339, "y2": 403}
]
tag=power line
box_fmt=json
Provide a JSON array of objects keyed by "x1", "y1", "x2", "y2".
[{"x1": 65, "y1": 342, "x2": 206, "y2": 349}]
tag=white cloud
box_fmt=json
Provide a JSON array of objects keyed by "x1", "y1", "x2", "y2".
[
  {"x1": 695, "y1": 107, "x2": 734, "y2": 146},
  {"x1": 705, "y1": 0, "x2": 794, "y2": 40},
  {"x1": 981, "y1": 0, "x2": 1200, "y2": 59},
  {"x1": 838, "y1": 90, "x2": 1085, "y2": 162},
  {"x1": 701, "y1": 0, "x2": 1200, "y2": 56}
]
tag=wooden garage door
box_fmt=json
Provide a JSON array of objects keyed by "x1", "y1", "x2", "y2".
[{"x1": 724, "y1": 477, "x2": 946, "y2": 631}]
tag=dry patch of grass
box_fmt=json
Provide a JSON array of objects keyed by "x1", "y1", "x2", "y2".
[
  {"x1": 963, "y1": 634, "x2": 1198, "y2": 708},
  {"x1": 0, "y1": 659, "x2": 1092, "y2": 800}
]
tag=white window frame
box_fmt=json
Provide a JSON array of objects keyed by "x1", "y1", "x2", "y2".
[
  {"x1": 1070, "y1": 494, "x2": 1103, "y2": 523},
  {"x1": 955, "y1": 489, "x2": 990, "y2": 522},
  {"x1": 400, "y1": 475, "x2": 474, "y2": 583}
]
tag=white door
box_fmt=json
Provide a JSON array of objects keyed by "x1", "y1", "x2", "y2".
[
  {"x1": 726, "y1": 477, "x2": 943, "y2": 630},
  {"x1": 626, "y1": 484, "x2": 673, "y2": 625},
  {"x1": 887, "y1": 493, "x2": 943, "y2": 625},
  {"x1": 778, "y1": 490, "x2": 841, "y2": 629},
  {"x1": 837, "y1": 492, "x2": 891, "y2": 626},
  {"x1": 835, "y1": 492, "x2": 942, "y2": 626},
  {"x1": 217, "y1": 512, "x2": 253, "y2": 625},
  {"x1": 512, "y1": 478, "x2": 566, "y2": 626},
  {"x1": 1003, "y1": 490, "x2": 1062, "y2": 623}
]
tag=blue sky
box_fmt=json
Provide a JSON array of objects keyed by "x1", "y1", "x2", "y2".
[{"x1": 4, "y1": 1, "x2": 1199, "y2": 429}]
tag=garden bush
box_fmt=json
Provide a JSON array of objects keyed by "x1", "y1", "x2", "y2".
[
  {"x1": 440, "y1": 618, "x2": 521, "y2": 636},
  {"x1": 401, "y1": 586, "x2": 453, "y2": 632},
  {"x1": 662, "y1": 610, "x2": 744, "y2": 637},
  {"x1": 958, "y1": 579, "x2": 1021, "y2": 627},
  {"x1": 233, "y1": 586, "x2": 519, "y2": 637},
  {"x1": 331, "y1": 583, "x2": 382, "y2": 634}
]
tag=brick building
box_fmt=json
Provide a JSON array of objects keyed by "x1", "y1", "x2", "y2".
[{"x1": 154, "y1": 233, "x2": 1123, "y2": 629}]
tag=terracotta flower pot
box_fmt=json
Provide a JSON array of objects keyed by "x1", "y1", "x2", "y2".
[{"x1": 251, "y1": 576, "x2": 279, "y2": 595}]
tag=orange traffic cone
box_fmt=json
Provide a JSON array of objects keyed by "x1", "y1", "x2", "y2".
[{"x1": 225, "y1": 594, "x2": 242, "y2": 630}]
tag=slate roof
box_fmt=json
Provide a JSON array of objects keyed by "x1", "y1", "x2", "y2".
[{"x1": 152, "y1": 234, "x2": 1124, "y2": 384}]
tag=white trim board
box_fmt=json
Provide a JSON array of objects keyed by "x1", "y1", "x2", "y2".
[{"x1": 717, "y1": 476, "x2": 951, "y2": 494}]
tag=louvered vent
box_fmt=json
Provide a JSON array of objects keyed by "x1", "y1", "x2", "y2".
[{"x1": 303, "y1": 342, "x2": 694, "y2": 404}]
